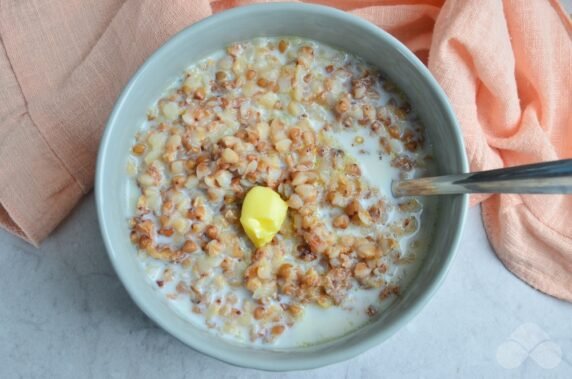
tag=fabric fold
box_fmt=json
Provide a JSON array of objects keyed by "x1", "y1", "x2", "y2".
[
  {"x1": 427, "y1": 0, "x2": 571, "y2": 300},
  {"x1": 0, "y1": 37, "x2": 84, "y2": 245}
]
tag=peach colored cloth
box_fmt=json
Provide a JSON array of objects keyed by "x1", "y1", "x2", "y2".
[{"x1": 0, "y1": 1, "x2": 570, "y2": 300}]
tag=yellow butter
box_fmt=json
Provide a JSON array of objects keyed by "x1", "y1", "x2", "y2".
[{"x1": 240, "y1": 186, "x2": 288, "y2": 248}]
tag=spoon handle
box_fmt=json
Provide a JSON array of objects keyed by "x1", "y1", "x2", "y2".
[{"x1": 392, "y1": 159, "x2": 572, "y2": 197}]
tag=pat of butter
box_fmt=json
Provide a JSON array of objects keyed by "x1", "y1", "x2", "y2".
[{"x1": 240, "y1": 186, "x2": 288, "y2": 248}]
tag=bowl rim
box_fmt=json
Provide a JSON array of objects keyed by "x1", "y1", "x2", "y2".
[{"x1": 96, "y1": 2, "x2": 469, "y2": 371}]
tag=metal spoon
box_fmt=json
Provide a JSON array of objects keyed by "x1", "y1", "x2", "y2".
[{"x1": 392, "y1": 159, "x2": 572, "y2": 197}]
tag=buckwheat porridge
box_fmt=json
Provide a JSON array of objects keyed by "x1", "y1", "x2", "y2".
[{"x1": 126, "y1": 37, "x2": 437, "y2": 347}]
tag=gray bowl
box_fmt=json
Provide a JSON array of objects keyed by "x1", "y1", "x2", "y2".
[{"x1": 96, "y1": 3, "x2": 468, "y2": 371}]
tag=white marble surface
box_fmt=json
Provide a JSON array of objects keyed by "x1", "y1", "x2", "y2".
[{"x1": 1, "y1": 194, "x2": 571, "y2": 378}]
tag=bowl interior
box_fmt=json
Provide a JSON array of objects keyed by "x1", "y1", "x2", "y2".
[{"x1": 96, "y1": 3, "x2": 468, "y2": 371}]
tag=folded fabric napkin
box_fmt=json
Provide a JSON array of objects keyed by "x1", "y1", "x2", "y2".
[{"x1": 0, "y1": 0, "x2": 570, "y2": 300}]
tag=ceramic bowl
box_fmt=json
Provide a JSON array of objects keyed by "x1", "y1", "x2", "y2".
[{"x1": 96, "y1": 3, "x2": 468, "y2": 371}]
